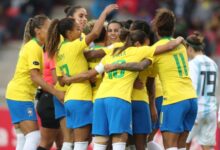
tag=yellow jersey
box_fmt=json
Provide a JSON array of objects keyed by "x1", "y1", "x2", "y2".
[
  {"x1": 147, "y1": 66, "x2": 163, "y2": 99},
  {"x1": 155, "y1": 76, "x2": 163, "y2": 98},
  {"x1": 131, "y1": 69, "x2": 149, "y2": 103},
  {"x1": 88, "y1": 45, "x2": 105, "y2": 100},
  {"x1": 6, "y1": 38, "x2": 43, "y2": 101},
  {"x1": 104, "y1": 42, "x2": 124, "y2": 55},
  {"x1": 54, "y1": 35, "x2": 69, "y2": 92},
  {"x1": 56, "y1": 37, "x2": 92, "y2": 102},
  {"x1": 95, "y1": 46, "x2": 154, "y2": 102},
  {"x1": 151, "y1": 37, "x2": 197, "y2": 105}
]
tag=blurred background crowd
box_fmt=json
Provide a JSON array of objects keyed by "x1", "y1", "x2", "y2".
[{"x1": 0, "y1": 0, "x2": 220, "y2": 57}]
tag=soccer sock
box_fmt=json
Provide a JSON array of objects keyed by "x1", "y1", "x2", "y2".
[
  {"x1": 112, "y1": 142, "x2": 126, "y2": 150},
  {"x1": 147, "y1": 141, "x2": 163, "y2": 150},
  {"x1": 37, "y1": 146, "x2": 47, "y2": 150},
  {"x1": 93, "y1": 143, "x2": 107, "y2": 150},
  {"x1": 178, "y1": 148, "x2": 186, "y2": 150},
  {"x1": 23, "y1": 130, "x2": 40, "y2": 150},
  {"x1": 61, "y1": 142, "x2": 74, "y2": 150},
  {"x1": 166, "y1": 147, "x2": 178, "y2": 150},
  {"x1": 15, "y1": 129, "x2": 25, "y2": 150},
  {"x1": 74, "y1": 141, "x2": 88, "y2": 150}
]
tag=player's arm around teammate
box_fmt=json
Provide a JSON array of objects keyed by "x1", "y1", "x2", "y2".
[
  {"x1": 104, "y1": 36, "x2": 184, "y2": 72},
  {"x1": 47, "y1": 4, "x2": 119, "y2": 150}
]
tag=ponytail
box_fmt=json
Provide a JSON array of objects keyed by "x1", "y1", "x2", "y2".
[
  {"x1": 46, "y1": 18, "x2": 77, "y2": 58},
  {"x1": 113, "y1": 30, "x2": 147, "y2": 55},
  {"x1": 46, "y1": 19, "x2": 60, "y2": 58},
  {"x1": 22, "y1": 15, "x2": 48, "y2": 44},
  {"x1": 23, "y1": 18, "x2": 33, "y2": 44}
]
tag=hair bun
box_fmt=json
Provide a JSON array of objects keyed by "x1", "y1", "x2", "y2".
[{"x1": 64, "y1": 6, "x2": 71, "y2": 14}]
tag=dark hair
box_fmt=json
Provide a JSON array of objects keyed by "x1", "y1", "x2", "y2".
[
  {"x1": 186, "y1": 31, "x2": 205, "y2": 51},
  {"x1": 23, "y1": 15, "x2": 49, "y2": 44},
  {"x1": 95, "y1": 27, "x2": 106, "y2": 43},
  {"x1": 152, "y1": 8, "x2": 175, "y2": 37},
  {"x1": 119, "y1": 28, "x2": 130, "y2": 42},
  {"x1": 130, "y1": 20, "x2": 150, "y2": 36},
  {"x1": 107, "y1": 20, "x2": 123, "y2": 30},
  {"x1": 130, "y1": 20, "x2": 155, "y2": 45},
  {"x1": 121, "y1": 19, "x2": 133, "y2": 29},
  {"x1": 113, "y1": 30, "x2": 147, "y2": 55},
  {"x1": 46, "y1": 18, "x2": 77, "y2": 58},
  {"x1": 64, "y1": 5, "x2": 84, "y2": 17}
]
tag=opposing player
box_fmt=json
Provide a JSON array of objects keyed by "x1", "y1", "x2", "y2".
[{"x1": 186, "y1": 32, "x2": 218, "y2": 150}]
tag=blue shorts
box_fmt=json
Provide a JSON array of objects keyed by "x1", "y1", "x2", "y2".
[
  {"x1": 64, "y1": 100, "x2": 93, "y2": 129},
  {"x1": 152, "y1": 96, "x2": 163, "y2": 130},
  {"x1": 132, "y1": 101, "x2": 152, "y2": 134},
  {"x1": 160, "y1": 98, "x2": 198, "y2": 133},
  {"x1": 53, "y1": 96, "x2": 65, "y2": 120},
  {"x1": 6, "y1": 99, "x2": 37, "y2": 124},
  {"x1": 92, "y1": 97, "x2": 132, "y2": 136}
]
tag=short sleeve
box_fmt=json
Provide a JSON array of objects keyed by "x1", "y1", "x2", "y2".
[
  {"x1": 27, "y1": 46, "x2": 42, "y2": 70},
  {"x1": 136, "y1": 46, "x2": 154, "y2": 62},
  {"x1": 79, "y1": 36, "x2": 88, "y2": 50},
  {"x1": 72, "y1": 37, "x2": 88, "y2": 53},
  {"x1": 103, "y1": 47, "x2": 112, "y2": 55}
]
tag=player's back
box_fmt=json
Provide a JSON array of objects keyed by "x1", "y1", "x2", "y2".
[
  {"x1": 152, "y1": 38, "x2": 197, "y2": 105},
  {"x1": 189, "y1": 55, "x2": 218, "y2": 114}
]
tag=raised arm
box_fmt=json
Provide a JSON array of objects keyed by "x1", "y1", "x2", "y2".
[
  {"x1": 154, "y1": 36, "x2": 184, "y2": 55},
  {"x1": 85, "y1": 4, "x2": 118, "y2": 45},
  {"x1": 105, "y1": 59, "x2": 151, "y2": 72}
]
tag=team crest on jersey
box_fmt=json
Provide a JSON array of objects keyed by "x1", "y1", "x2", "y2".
[
  {"x1": 27, "y1": 107, "x2": 33, "y2": 117},
  {"x1": 33, "y1": 61, "x2": 39, "y2": 65}
]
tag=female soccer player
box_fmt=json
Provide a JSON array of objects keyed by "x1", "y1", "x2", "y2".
[
  {"x1": 59, "y1": 28, "x2": 182, "y2": 149},
  {"x1": 47, "y1": 4, "x2": 118, "y2": 150},
  {"x1": 86, "y1": 21, "x2": 107, "y2": 100},
  {"x1": 50, "y1": 5, "x2": 89, "y2": 150},
  {"x1": 106, "y1": 20, "x2": 123, "y2": 46},
  {"x1": 5, "y1": 15, "x2": 63, "y2": 150},
  {"x1": 150, "y1": 8, "x2": 197, "y2": 150},
  {"x1": 64, "y1": 5, "x2": 88, "y2": 32},
  {"x1": 186, "y1": 32, "x2": 218, "y2": 150}
]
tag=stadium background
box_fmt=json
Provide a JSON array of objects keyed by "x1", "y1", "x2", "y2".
[{"x1": 0, "y1": 0, "x2": 220, "y2": 149}]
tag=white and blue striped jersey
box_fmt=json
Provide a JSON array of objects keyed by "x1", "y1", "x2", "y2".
[{"x1": 189, "y1": 55, "x2": 218, "y2": 116}]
